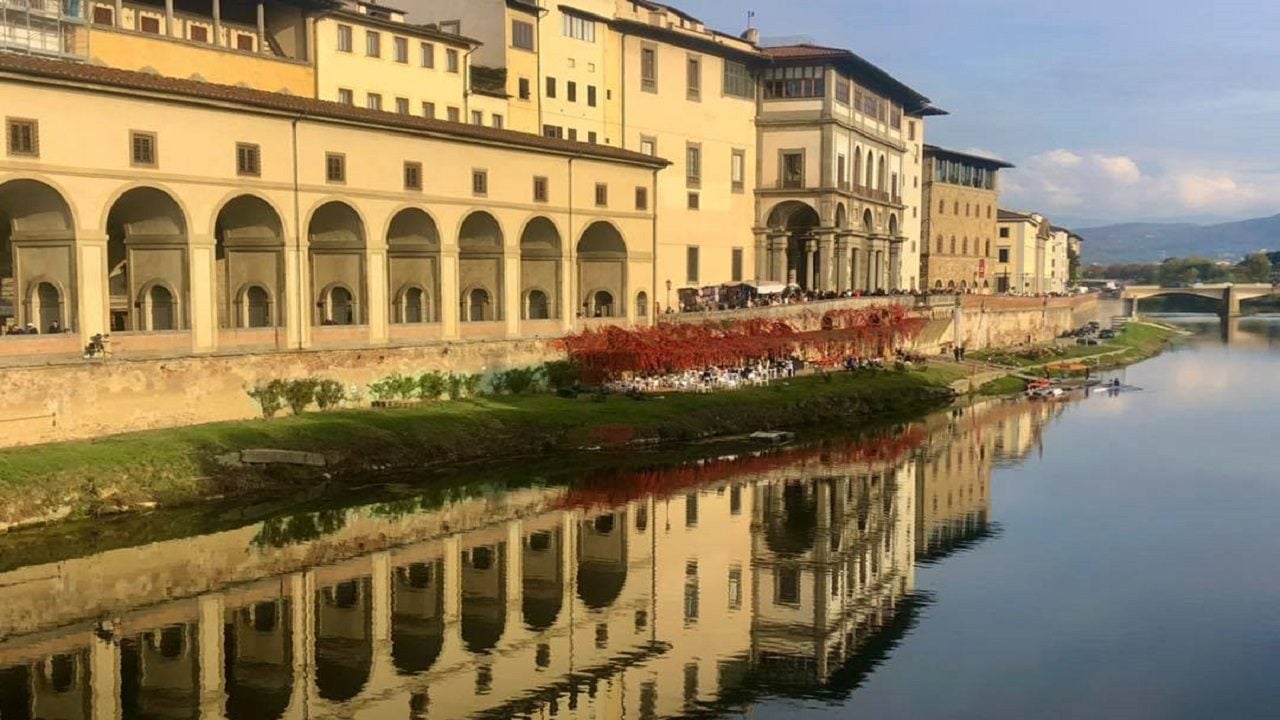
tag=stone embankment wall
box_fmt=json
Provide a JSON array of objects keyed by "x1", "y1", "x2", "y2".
[{"x1": 0, "y1": 296, "x2": 1096, "y2": 448}]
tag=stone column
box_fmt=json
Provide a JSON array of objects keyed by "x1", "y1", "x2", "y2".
[
  {"x1": 850, "y1": 246, "x2": 861, "y2": 292},
  {"x1": 286, "y1": 240, "x2": 307, "y2": 349},
  {"x1": 558, "y1": 251, "x2": 574, "y2": 333},
  {"x1": 165, "y1": 0, "x2": 174, "y2": 36},
  {"x1": 366, "y1": 246, "x2": 389, "y2": 344},
  {"x1": 835, "y1": 236, "x2": 850, "y2": 292},
  {"x1": 888, "y1": 239, "x2": 903, "y2": 291},
  {"x1": 188, "y1": 234, "x2": 218, "y2": 353},
  {"x1": 90, "y1": 632, "x2": 121, "y2": 720},
  {"x1": 256, "y1": 2, "x2": 266, "y2": 49},
  {"x1": 770, "y1": 236, "x2": 787, "y2": 283},
  {"x1": 439, "y1": 245, "x2": 460, "y2": 339},
  {"x1": 506, "y1": 521, "x2": 523, "y2": 608},
  {"x1": 76, "y1": 233, "x2": 108, "y2": 345},
  {"x1": 753, "y1": 231, "x2": 769, "y2": 282},
  {"x1": 805, "y1": 239, "x2": 818, "y2": 290},
  {"x1": 503, "y1": 249, "x2": 521, "y2": 336},
  {"x1": 198, "y1": 595, "x2": 225, "y2": 720},
  {"x1": 817, "y1": 232, "x2": 835, "y2": 292},
  {"x1": 211, "y1": 0, "x2": 221, "y2": 46}
]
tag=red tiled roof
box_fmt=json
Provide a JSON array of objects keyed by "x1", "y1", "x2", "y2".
[{"x1": 0, "y1": 53, "x2": 669, "y2": 168}]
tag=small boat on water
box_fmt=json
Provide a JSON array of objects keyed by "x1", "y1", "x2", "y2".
[
  {"x1": 750, "y1": 431, "x2": 796, "y2": 446},
  {"x1": 1026, "y1": 379, "x2": 1065, "y2": 399}
]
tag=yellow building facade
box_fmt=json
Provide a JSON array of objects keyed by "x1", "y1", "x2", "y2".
[
  {"x1": 921, "y1": 146, "x2": 1012, "y2": 293},
  {"x1": 996, "y1": 209, "x2": 1051, "y2": 294}
]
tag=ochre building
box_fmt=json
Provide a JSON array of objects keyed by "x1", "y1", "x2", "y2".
[{"x1": 920, "y1": 145, "x2": 1012, "y2": 293}]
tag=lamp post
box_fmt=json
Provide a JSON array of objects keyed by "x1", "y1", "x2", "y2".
[{"x1": 665, "y1": 279, "x2": 672, "y2": 311}]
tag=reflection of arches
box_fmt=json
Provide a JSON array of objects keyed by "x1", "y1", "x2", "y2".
[
  {"x1": 522, "y1": 529, "x2": 564, "y2": 631},
  {"x1": 315, "y1": 578, "x2": 373, "y2": 702},
  {"x1": 387, "y1": 207, "x2": 441, "y2": 324},
  {"x1": 462, "y1": 544, "x2": 507, "y2": 654},
  {"x1": 577, "y1": 221, "x2": 627, "y2": 318},
  {"x1": 107, "y1": 186, "x2": 188, "y2": 332},
  {"x1": 764, "y1": 482, "x2": 817, "y2": 557},
  {"x1": 459, "y1": 211, "x2": 505, "y2": 323},
  {"x1": 578, "y1": 512, "x2": 628, "y2": 610},
  {"x1": 120, "y1": 625, "x2": 199, "y2": 719},
  {"x1": 225, "y1": 600, "x2": 293, "y2": 720},
  {"x1": 308, "y1": 201, "x2": 366, "y2": 327},
  {"x1": 393, "y1": 562, "x2": 446, "y2": 676},
  {"x1": 216, "y1": 194, "x2": 284, "y2": 329},
  {"x1": 520, "y1": 216, "x2": 562, "y2": 320}
]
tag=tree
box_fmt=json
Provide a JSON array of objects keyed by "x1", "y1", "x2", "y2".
[{"x1": 1239, "y1": 253, "x2": 1273, "y2": 283}]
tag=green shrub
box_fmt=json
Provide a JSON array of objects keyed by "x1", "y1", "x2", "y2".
[
  {"x1": 313, "y1": 379, "x2": 344, "y2": 409},
  {"x1": 446, "y1": 374, "x2": 464, "y2": 400},
  {"x1": 503, "y1": 366, "x2": 542, "y2": 395},
  {"x1": 543, "y1": 360, "x2": 579, "y2": 391},
  {"x1": 369, "y1": 373, "x2": 418, "y2": 402},
  {"x1": 417, "y1": 371, "x2": 446, "y2": 401},
  {"x1": 247, "y1": 380, "x2": 288, "y2": 419},
  {"x1": 283, "y1": 378, "x2": 318, "y2": 415},
  {"x1": 462, "y1": 373, "x2": 485, "y2": 397}
]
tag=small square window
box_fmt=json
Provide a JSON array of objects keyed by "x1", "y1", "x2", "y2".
[
  {"x1": 422, "y1": 101, "x2": 436, "y2": 119},
  {"x1": 139, "y1": 15, "x2": 160, "y2": 33},
  {"x1": 687, "y1": 191, "x2": 700, "y2": 210},
  {"x1": 568, "y1": 128, "x2": 578, "y2": 141},
  {"x1": 235, "y1": 33, "x2": 253, "y2": 51},
  {"x1": 635, "y1": 186, "x2": 648, "y2": 211},
  {"x1": 325, "y1": 152, "x2": 345, "y2": 183},
  {"x1": 492, "y1": 114, "x2": 504, "y2": 129},
  {"x1": 594, "y1": 183, "x2": 608, "y2": 207},
  {"x1": 395, "y1": 97, "x2": 409, "y2": 114},
  {"x1": 337, "y1": 88, "x2": 354, "y2": 105},
  {"x1": 533, "y1": 176, "x2": 548, "y2": 203},
  {"x1": 92, "y1": 5, "x2": 114, "y2": 25},
  {"x1": 130, "y1": 131, "x2": 157, "y2": 167},
  {"x1": 587, "y1": 131, "x2": 597, "y2": 144},
  {"x1": 6, "y1": 118, "x2": 38, "y2": 157},
  {"x1": 235, "y1": 142, "x2": 260, "y2": 176},
  {"x1": 472, "y1": 169, "x2": 488, "y2": 196},
  {"x1": 189, "y1": 25, "x2": 208, "y2": 42},
  {"x1": 447, "y1": 107, "x2": 460, "y2": 122},
  {"x1": 404, "y1": 161, "x2": 422, "y2": 191},
  {"x1": 366, "y1": 93, "x2": 382, "y2": 111}
]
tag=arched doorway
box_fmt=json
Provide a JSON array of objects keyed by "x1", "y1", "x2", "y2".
[
  {"x1": 577, "y1": 222, "x2": 627, "y2": 318},
  {"x1": 766, "y1": 201, "x2": 820, "y2": 290},
  {"x1": 520, "y1": 217, "x2": 562, "y2": 320},
  {"x1": 635, "y1": 291, "x2": 649, "y2": 318},
  {"x1": 0, "y1": 179, "x2": 76, "y2": 333},
  {"x1": 458, "y1": 212, "x2": 504, "y2": 323},
  {"x1": 387, "y1": 208, "x2": 440, "y2": 324},
  {"x1": 215, "y1": 195, "x2": 284, "y2": 329},
  {"x1": 308, "y1": 201, "x2": 366, "y2": 326},
  {"x1": 106, "y1": 186, "x2": 188, "y2": 332}
]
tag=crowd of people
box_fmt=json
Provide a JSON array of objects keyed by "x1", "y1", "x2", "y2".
[
  {"x1": 2, "y1": 321, "x2": 65, "y2": 335},
  {"x1": 607, "y1": 358, "x2": 807, "y2": 394},
  {"x1": 672, "y1": 282, "x2": 1079, "y2": 314}
]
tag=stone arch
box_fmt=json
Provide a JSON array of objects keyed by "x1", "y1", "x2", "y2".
[
  {"x1": 318, "y1": 281, "x2": 358, "y2": 325},
  {"x1": 888, "y1": 214, "x2": 899, "y2": 237},
  {"x1": 392, "y1": 561, "x2": 445, "y2": 676},
  {"x1": 461, "y1": 543, "x2": 507, "y2": 654},
  {"x1": 522, "y1": 529, "x2": 564, "y2": 632},
  {"x1": 834, "y1": 202, "x2": 848, "y2": 230},
  {"x1": 224, "y1": 599, "x2": 294, "y2": 720},
  {"x1": 216, "y1": 194, "x2": 285, "y2": 329},
  {"x1": 308, "y1": 201, "x2": 366, "y2": 326},
  {"x1": 578, "y1": 512, "x2": 628, "y2": 610},
  {"x1": 862, "y1": 209, "x2": 875, "y2": 234},
  {"x1": 853, "y1": 148, "x2": 863, "y2": 189},
  {"x1": 520, "y1": 216, "x2": 562, "y2": 320},
  {"x1": 387, "y1": 207, "x2": 441, "y2": 324},
  {"x1": 864, "y1": 149, "x2": 874, "y2": 188},
  {"x1": 314, "y1": 578, "x2": 373, "y2": 702},
  {"x1": 577, "y1": 221, "x2": 627, "y2": 318},
  {"x1": 766, "y1": 200, "x2": 821, "y2": 290},
  {"x1": 105, "y1": 186, "x2": 188, "y2": 332},
  {"x1": 458, "y1": 211, "x2": 504, "y2": 323},
  {"x1": 23, "y1": 277, "x2": 68, "y2": 332}
]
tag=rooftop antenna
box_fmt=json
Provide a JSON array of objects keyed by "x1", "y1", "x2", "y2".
[{"x1": 747, "y1": 10, "x2": 755, "y2": 28}]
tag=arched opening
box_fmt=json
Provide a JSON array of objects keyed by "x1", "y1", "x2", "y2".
[
  {"x1": 308, "y1": 201, "x2": 366, "y2": 327},
  {"x1": 314, "y1": 578, "x2": 373, "y2": 702},
  {"x1": 522, "y1": 529, "x2": 564, "y2": 632},
  {"x1": 120, "y1": 626, "x2": 199, "y2": 718},
  {"x1": 459, "y1": 211, "x2": 504, "y2": 323},
  {"x1": 142, "y1": 283, "x2": 177, "y2": 331},
  {"x1": 577, "y1": 512, "x2": 628, "y2": 610},
  {"x1": 520, "y1": 217, "x2": 562, "y2": 320},
  {"x1": 888, "y1": 214, "x2": 899, "y2": 237},
  {"x1": 30, "y1": 281, "x2": 64, "y2": 332},
  {"x1": 635, "y1": 291, "x2": 649, "y2": 317},
  {"x1": 461, "y1": 544, "x2": 507, "y2": 654},
  {"x1": 853, "y1": 149, "x2": 863, "y2": 189},
  {"x1": 0, "y1": 180, "x2": 76, "y2": 333},
  {"x1": 524, "y1": 289, "x2": 551, "y2": 320},
  {"x1": 387, "y1": 208, "x2": 441, "y2": 324},
  {"x1": 106, "y1": 186, "x2": 188, "y2": 332},
  {"x1": 577, "y1": 222, "x2": 627, "y2": 318},
  {"x1": 834, "y1": 203, "x2": 847, "y2": 230},
  {"x1": 215, "y1": 195, "x2": 284, "y2": 329},
  {"x1": 224, "y1": 600, "x2": 293, "y2": 720},
  {"x1": 393, "y1": 561, "x2": 446, "y2": 676},
  {"x1": 764, "y1": 482, "x2": 817, "y2": 557},
  {"x1": 863, "y1": 209, "x2": 875, "y2": 234},
  {"x1": 766, "y1": 201, "x2": 820, "y2": 290},
  {"x1": 934, "y1": 279, "x2": 944, "y2": 290},
  {"x1": 864, "y1": 150, "x2": 874, "y2": 189},
  {"x1": 877, "y1": 155, "x2": 887, "y2": 191}
]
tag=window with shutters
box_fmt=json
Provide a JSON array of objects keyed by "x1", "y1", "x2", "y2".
[
  {"x1": 404, "y1": 161, "x2": 422, "y2": 191},
  {"x1": 394, "y1": 36, "x2": 408, "y2": 63},
  {"x1": 420, "y1": 42, "x2": 435, "y2": 67},
  {"x1": 686, "y1": 143, "x2": 701, "y2": 188},
  {"x1": 686, "y1": 55, "x2": 701, "y2": 101},
  {"x1": 472, "y1": 169, "x2": 488, "y2": 196},
  {"x1": 722, "y1": 60, "x2": 753, "y2": 99},
  {"x1": 686, "y1": 246, "x2": 700, "y2": 284},
  {"x1": 5, "y1": 118, "x2": 37, "y2": 157},
  {"x1": 533, "y1": 176, "x2": 548, "y2": 203},
  {"x1": 594, "y1": 183, "x2": 608, "y2": 207},
  {"x1": 325, "y1": 152, "x2": 345, "y2": 183},
  {"x1": 130, "y1": 131, "x2": 157, "y2": 167},
  {"x1": 337, "y1": 24, "x2": 352, "y2": 52},
  {"x1": 640, "y1": 45, "x2": 657, "y2": 92},
  {"x1": 235, "y1": 142, "x2": 260, "y2": 176},
  {"x1": 365, "y1": 31, "x2": 380, "y2": 57}
]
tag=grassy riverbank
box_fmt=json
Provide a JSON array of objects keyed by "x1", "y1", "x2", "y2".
[
  {"x1": 975, "y1": 321, "x2": 1180, "y2": 373},
  {"x1": 0, "y1": 367, "x2": 965, "y2": 530}
]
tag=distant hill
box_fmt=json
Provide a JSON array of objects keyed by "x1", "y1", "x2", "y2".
[{"x1": 1079, "y1": 214, "x2": 1280, "y2": 264}]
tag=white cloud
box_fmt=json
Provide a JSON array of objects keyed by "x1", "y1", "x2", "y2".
[{"x1": 1002, "y1": 149, "x2": 1280, "y2": 221}]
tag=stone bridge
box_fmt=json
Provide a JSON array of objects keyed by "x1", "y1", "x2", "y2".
[{"x1": 1122, "y1": 284, "x2": 1277, "y2": 317}]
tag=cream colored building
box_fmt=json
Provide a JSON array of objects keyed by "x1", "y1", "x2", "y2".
[
  {"x1": 921, "y1": 145, "x2": 1012, "y2": 293},
  {"x1": 1048, "y1": 226, "x2": 1072, "y2": 292},
  {"x1": 755, "y1": 44, "x2": 942, "y2": 294},
  {"x1": 995, "y1": 209, "x2": 1051, "y2": 294}
]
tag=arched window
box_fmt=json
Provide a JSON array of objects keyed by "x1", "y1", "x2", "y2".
[
  {"x1": 402, "y1": 286, "x2": 425, "y2": 323},
  {"x1": 984, "y1": 239, "x2": 991, "y2": 257},
  {"x1": 936, "y1": 236, "x2": 944, "y2": 253},
  {"x1": 147, "y1": 285, "x2": 176, "y2": 331},
  {"x1": 953, "y1": 201, "x2": 959, "y2": 214},
  {"x1": 467, "y1": 288, "x2": 491, "y2": 322},
  {"x1": 636, "y1": 291, "x2": 649, "y2": 317},
  {"x1": 245, "y1": 285, "x2": 272, "y2": 328},
  {"x1": 864, "y1": 151, "x2": 874, "y2": 188},
  {"x1": 949, "y1": 236, "x2": 956, "y2": 254},
  {"x1": 853, "y1": 150, "x2": 863, "y2": 189},
  {"x1": 592, "y1": 290, "x2": 615, "y2": 318},
  {"x1": 962, "y1": 237, "x2": 969, "y2": 255},
  {"x1": 938, "y1": 199, "x2": 945, "y2": 214},
  {"x1": 934, "y1": 279, "x2": 944, "y2": 289},
  {"x1": 947, "y1": 280, "x2": 956, "y2": 290},
  {"x1": 525, "y1": 289, "x2": 550, "y2": 320},
  {"x1": 33, "y1": 282, "x2": 62, "y2": 332},
  {"x1": 328, "y1": 286, "x2": 355, "y2": 325}
]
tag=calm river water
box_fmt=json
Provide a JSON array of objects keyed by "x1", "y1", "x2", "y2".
[{"x1": 1, "y1": 315, "x2": 1278, "y2": 720}]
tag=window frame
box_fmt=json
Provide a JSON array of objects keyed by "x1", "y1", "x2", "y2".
[
  {"x1": 235, "y1": 142, "x2": 261, "y2": 177},
  {"x1": 472, "y1": 168, "x2": 488, "y2": 197},
  {"x1": 403, "y1": 160, "x2": 423, "y2": 191},
  {"x1": 685, "y1": 142, "x2": 702, "y2": 188},
  {"x1": 129, "y1": 130, "x2": 158, "y2": 168},
  {"x1": 686, "y1": 246, "x2": 700, "y2": 285},
  {"x1": 686, "y1": 54, "x2": 702, "y2": 101},
  {"x1": 594, "y1": 182, "x2": 608, "y2": 208},
  {"x1": 365, "y1": 30, "x2": 381, "y2": 58},
  {"x1": 511, "y1": 19, "x2": 535, "y2": 51},
  {"x1": 336, "y1": 23, "x2": 352, "y2": 52},
  {"x1": 420, "y1": 42, "x2": 435, "y2": 68},
  {"x1": 393, "y1": 36, "x2": 408, "y2": 63},
  {"x1": 5, "y1": 117, "x2": 38, "y2": 158},
  {"x1": 635, "y1": 186, "x2": 648, "y2": 211},
  {"x1": 533, "y1": 175, "x2": 549, "y2": 203},
  {"x1": 325, "y1": 151, "x2": 346, "y2": 184},
  {"x1": 731, "y1": 149, "x2": 746, "y2": 193},
  {"x1": 640, "y1": 44, "x2": 658, "y2": 93}
]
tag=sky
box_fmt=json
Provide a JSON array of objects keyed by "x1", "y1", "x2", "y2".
[{"x1": 674, "y1": 0, "x2": 1280, "y2": 228}]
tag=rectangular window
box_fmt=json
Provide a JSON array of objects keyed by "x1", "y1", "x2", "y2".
[
  {"x1": 728, "y1": 567, "x2": 743, "y2": 610},
  {"x1": 337, "y1": 88, "x2": 353, "y2": 105},
  {"x1": 533, "y1": 176, "x2": 548, "y2": 203},
  {"x1": 568, "y1": 128, "x2": 578, "y2": 141},
  {"x1": 999, "y1": 227, "x2": 1010, "y2": 238},
  {"x1": 781, "y1": 151, "x2": 804, "y2": 189},
  {"x1": 686, "y1": 246, "x2": 700, "y2": 284},
  {"x1": 908, "y1": 120, "x2": 916, "y2": 141},
  {"x1": 761, "y1": 65, "x2": 825, "y2": 99},
  {"x1": 472, "y1": 169, "x2": 488, "y2": 196},
  {"x1": 640, "y1": 136, "x2": 656, "y2": 156},
  {"x1": 447, "y1": 106, "x2": 460, "y2": 122},
  {"x1": 545, "y1": 76, "x2": 557, "y2": 99},
  {"x1": 420, "y1": 42, "x2": 435, "y2": 67},
  {"x1": 567, "y1": 81, "x2": 577, "y2": 102},
  {"x1": 394, "y1": 36, "x2": 408, "y2": 63},
  {"x1": 366, "y1": 93, "x2": 382, "y2": 111},
  {"x1": 562, "y1": 13, "x2": 596, "y2": 42},
  {"x1": 687, "y1": 192, "x2": 700, "y2": 210},
  {"x1": 686, "y1": 143, "x2": 701, "y2": 187},
  {"x1": 512, "y1": 19, "x2": 534, "y2": 50},
  {"x1": 635, "y1": 186, "x2": 648, "y2": 211},
  {"x1": 835, "y1": 77, "x2": 851, "y2": 105},
  {"x1": 471, "y1": 110, "x2": 483, "y2": 125},
  {"x1": 998, "y1": 248, "x2": 1010, "y2": 262},
  {"x1": 594, "y1": 182, "x2": 608, "y2": 207},
  {"x1": 130, "y1": 130, "x2": 157, "y2": 167},
  {"x1": 404, "y1": 161, "x2": 422, "y2": 191},
  {"x1": 837, "y1": 153, "x2": 847, "y2": 188},
  {"x1": 587, "y1": 85, "x2": 597, "y2": 107},
  {"x1": 777, "y1": 568, "x2": 800, "y2": 605},
  {"x1": 446, "y1": 48, "x2": 460, "y2": 73},
  {"x1": 337, "y1": 24, "x2": 352, "y2": 52},
  {"x1": 422, "y1": 101, "x2": 436, "y2": 119},
  {"x1": 92, "y1": 5, "x2": 114, "y2": 25},
  {"x1": 492, "y1": 114, "x2": 504, "y2": 129},
  {"x1": 139, "y1": 15, "x2": 160, "y2": 33},
  {"x1": 189, "y1": 25, "x2": 208, "y2": 43},
  {"x1": 235, "y1": 33, "x2": 254, "y2": 51},
  {"x1": 640, "y1": 45, "x2": 657, "y2": 92},
  {"x1": 395, "y1": 97, "x2": 409, "y2": 114},
  {"x1": 722, "y1": 59, "x2": 753, "y2": 99},
  {"x1": 543, "y1": 125, "x2": 563, "y2": 139},
  {"x1": 518, "y1": 77, "x2": 531, "y2": 100},
  {"x1": 731, "y1": 248, "x2": 744, "y2": 282},
  {"x1": 5, "y1": 118, "x2": 38, "y2": 157},
  {"x1": 587, "y1": 131, "x2": 597, "y2": 144},
  {"x1": 365, "y1": 30, "x2": 380, "y2": 57},
  {"x1": 325, "y1": 152, "x2": 345, "y2": 183},
  {"x1": 235, "y1": 142, "x2": 260, "y2": 176},
  {"x1": 686, "y1": 55, "x2": 701, "y2": 101},
  {"x1": 731, "y1": 149, "x2": 745, "y2": 192}
]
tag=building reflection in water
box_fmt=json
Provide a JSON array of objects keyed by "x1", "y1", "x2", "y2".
[{"x1": 0, "y1": 398, "x2": 1062, "y2": 719}]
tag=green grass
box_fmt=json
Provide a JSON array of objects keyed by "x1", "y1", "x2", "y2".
[
  {"x1": 0, "y1": 369, "x2": 956, "y2": 529},
  {"x1": 977, "y1": 375, "x2": 1029, "y2": 396},
  {"x1": 973, "y1": 322, "x2": 1179, "y2": 370}
]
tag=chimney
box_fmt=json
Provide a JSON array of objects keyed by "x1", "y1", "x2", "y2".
[{"x1": 741, "y1": 27, "x2": 760, "y2": 45}]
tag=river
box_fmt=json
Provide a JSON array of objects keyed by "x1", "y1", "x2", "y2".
[{"x1": 1, "y1": 315, "x2": 1277, "y2": 719}]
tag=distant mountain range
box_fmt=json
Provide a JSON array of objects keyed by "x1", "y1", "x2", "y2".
[{"x1": 1078, "y1": 214, "x2": 1280, "y2": 265}]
